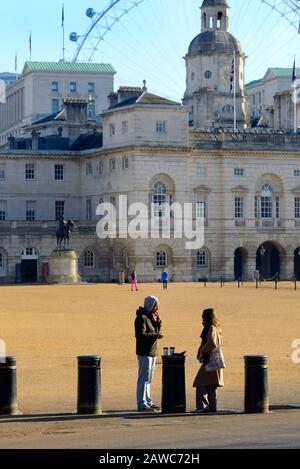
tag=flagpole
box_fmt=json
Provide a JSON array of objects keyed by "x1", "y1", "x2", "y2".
[
  {"x1": 293, "y1": 55, "x2": 297, "y2": 134},
  {"x1": 62, "y1": 4, "x2": 65, "y2": 62},
  {"x1": 15, "y1": 52, "x2": 18, "y2": 81},
  {"x1": 233, "y1": 50, "x2": 237, "y2": 132}
]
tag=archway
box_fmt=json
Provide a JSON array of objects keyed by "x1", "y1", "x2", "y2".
[
  {"x1": 256, "y1": 242, "x2": 280, "y2": 280},
  {"x1": 294, "y1": 248, "x2": 300, "y2": 280},
  {"x1": 234, "y1": 248, "x2": 248, "y2": 280}
]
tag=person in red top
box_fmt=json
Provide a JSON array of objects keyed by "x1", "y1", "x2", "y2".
[{"x1": 131, "y1": 270, "x2": 138, "y2": 292}]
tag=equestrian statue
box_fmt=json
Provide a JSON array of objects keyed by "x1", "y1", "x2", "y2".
[{"x1": 56, "y1": 217, "x2": 75, "y2": 250}]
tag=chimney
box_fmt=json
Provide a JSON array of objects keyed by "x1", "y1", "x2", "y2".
[
  {"x1": 31, "y1": 131, "x2": 41, "y2": 150},
  {"x1": 108, "y1": 92, "x2": 118, "y2": 108},
  {"x1": 63, "y1": 98, "x2": 88, "y2": 125}
]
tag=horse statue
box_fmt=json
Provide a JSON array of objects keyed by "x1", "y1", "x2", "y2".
[{"x1": 56, "y1": 218, "x2": 75, "y2": 251}]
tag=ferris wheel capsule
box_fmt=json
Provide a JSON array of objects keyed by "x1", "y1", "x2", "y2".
[
  {"x1": 86, "y1": 8, "x2": 96, "y2": 18},
  {"x1": 69, "y1": 32, "x2": 79, "y2": 43}
]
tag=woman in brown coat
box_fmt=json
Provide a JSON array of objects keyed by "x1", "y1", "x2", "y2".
[{"x1": 193, "y1": 308, "x2": 224, "y2": 413}]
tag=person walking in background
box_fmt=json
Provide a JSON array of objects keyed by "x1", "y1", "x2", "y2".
[
  {"x1": 131, "y1": 270, "x2": 138, "y2": 291},
  {"x1": 161, "y1": 270, "x2": 169, "y2": 290},
  {"x1": 193, "y1": 308, "x2": 225, "y2": 413},
  {"x1": 135, "y1": 296, "x2": 164, "y2": 412}
]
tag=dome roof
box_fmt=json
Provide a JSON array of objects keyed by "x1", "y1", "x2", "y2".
[
  {"x1": 201, "y1": 0, "x2": 229, "y2": 7},
  {"x1": 188, "y1": 31, "x2": 242, "y2": 55}
]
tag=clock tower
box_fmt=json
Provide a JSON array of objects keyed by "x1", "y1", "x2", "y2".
[{"x1": 183, "y1": 0, "x2": 248, "y2": 129}]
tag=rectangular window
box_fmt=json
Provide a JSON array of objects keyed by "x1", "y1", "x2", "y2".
[
  {"x1": 110, "y1": 159, "x2": 116, "y2": 172},
  {"x1": 0, "y1": 201, "x2": 7, "y2": 221},
  {"x1": 294, "y1": 170, "x2": 300, "y2": 177},
  {"x1": 55, "y1": 201, "x2": 65, "y2": 221},
  {"x1": 55, "y1": 164, "x2": 64, "y2": 181},
  {"x1": 197, "y1": 251, "x2": 207, "y2": 267},
  {"x1": 26, "y1": 201, "x2": 36, "y2": 221},
  {"x1": 261, "y1": 197, "x2": 272, "y2": 219},
  {"x1": 197, "y1": 167, "x2": 206, "y2": 177},
  {"x1": 276, "y1": 197, "x2": 280, "y2": 220},
  {"x1": 109, "y1": 124, "x2": 116, "y2": 137},
  {"x1": 255, "y1": 196, "x2": 259, "y2": 219},
  {"x1": 52, "y1": 99, "x2": 60, "y2": 114},
  {"x1": 156, "y1": 121, "x2": 167, "y2": 134},
  {"x1": 295, "y1": 198, "x2": 300, "y2": 219},
  {"x1": 0, "y1": 163, "x2": 6, "y2": 180},
  {"x1": 235, "y1": 197, "x2": 244, "y2": 219},
  {"x1": 86, "y1": 163, "x2": 93, "y2": 176},
  {"x1": 86, "y1": 199, "x2": 92, "y2": 221},
  {"x1": 52, "y1": 81, "x2": 59, "y2": 92},
  {"x1": 234, "y1": 168, "x2": 244, "y2": 177},
  {"x1": 25, "y1": 163, "x2": 35, "y2": 180},
  {"x1": 88, "y1": 82, "x2": 95, "y2": 93},
  {"x1": 123, "y1": 157, "x2": 129, "y2": 170},
  {"x1": 122, "y1": 121, "x2": 128, "y2": 135},
  {"x1": 196, "y1": 197, "x2": 207, "y2": 219},
  {"x1": 70, "y1": 82, "x2": 77, "y2": 93}
]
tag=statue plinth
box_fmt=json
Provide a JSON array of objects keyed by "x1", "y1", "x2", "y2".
[{"x1": 48, "y1": 250, "x2": 81, "y2": 284}]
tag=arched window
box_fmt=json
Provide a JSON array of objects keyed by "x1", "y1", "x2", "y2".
[
  {"x1": 157, "y1": 251, "x2": 167, "y2": 268},
  {"x1": 217, "y1": 12, "x2": 223, "y2": 28},
  {"x1": 197, "y1": 251, "x2": 208, "y2": 267},
  {"x1": 203, "y1": 13, "x2": 207, "y2": 28},
  {"x1": 153, "y1": 182, "x2": 167, "y2": 218},
  {"x1": 255, "y1": 182, "x2": 281, "y2": 221},
  {"x1": 209, "y1": 16, "x2": 214, "y2": 28},
  {"x1": 84, "y1": 251, "x2": 95, "y2": 268},
  {"x1": 261, "y1": 184, "x2": 273, "y2": 219},
  {"x1": 0, "y1": 252, "x2": 3, "y2": 270}
]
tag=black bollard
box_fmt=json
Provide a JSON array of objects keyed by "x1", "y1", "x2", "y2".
[
  {"x1": 0, "y1": 357, "x2": 19, "y2": 415},
  {"x1": 77, "y1": 356, "x2": 102, "y2": 415},
  {"x1": 161, "y1": 354, "x2": 186, "y2": 414},
  {"x1": 244, "y1": 355, "x2": 269, "y2": 414}
]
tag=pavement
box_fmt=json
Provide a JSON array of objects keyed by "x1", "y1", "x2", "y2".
[{"x1": 0, "y1": 408, "x2": 300, "y2": 449}]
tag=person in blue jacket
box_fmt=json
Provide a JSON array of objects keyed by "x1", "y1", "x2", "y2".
[{"x1": 161, "y1": 270, "x2": 169, "y2": 290}]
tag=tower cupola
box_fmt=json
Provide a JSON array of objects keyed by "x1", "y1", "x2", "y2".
[{"x1": 201, "y1": 0, "x2": 229, "y2": 33}]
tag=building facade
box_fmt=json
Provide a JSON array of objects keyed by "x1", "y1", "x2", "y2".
[
  {"x1": 245, "y1": 67, "x2": 299, "y2": 125},
  {"x1": 0, "y1": 62, "x2": 116, "y2": 147},
  {"x1": 1, "y1": 0, "x2": 300, "y2": 284}
]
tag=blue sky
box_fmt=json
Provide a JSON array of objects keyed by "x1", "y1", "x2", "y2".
[{"x1": 0, "y1": 0, "x2": 300, "y2": 100}]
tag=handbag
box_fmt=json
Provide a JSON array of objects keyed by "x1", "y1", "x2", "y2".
[{"x1": 205, "y1": 344, "x2": 226, "y2": 372}]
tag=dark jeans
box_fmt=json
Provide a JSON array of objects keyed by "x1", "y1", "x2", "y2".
[
  {"x1": 163, "y1": 281, "x2": 168, "y2": 290},
  {"x1": 196, "y1": 386, "x2": 217, "y2": 412}
]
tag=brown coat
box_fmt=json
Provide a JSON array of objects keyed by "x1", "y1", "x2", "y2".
[{"x1": 193, "y1": 325, "x2": 224, "y2": 388}]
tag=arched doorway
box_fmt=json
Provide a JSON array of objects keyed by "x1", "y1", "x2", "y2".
[
  {"x1": 234, "y1": 248, "x2": 247, "y2": 280},
  {"x1": 294, "y1": 248, "x2": 300, "y2": 280},
  {"x1": 21, "y1": 248, "x2": 38, "y2": 283},
  {"x1": 256, "y1": 242, "x2": 280, "y2": 280}
]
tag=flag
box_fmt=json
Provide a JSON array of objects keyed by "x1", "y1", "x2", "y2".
[
  {"x1": 15, "y1": 52, "x2": 17, "y2": 72},
  {"x1": 62, "y1": 4, "x2": 65, "y2": 28},
  {"x1": 29, "y1": 31, "x2": 32, "y2": 57},
  {"x1": 230, "y1": 57, "x2": 235, "y2": 95},
  {"x1": 292, "y1": 57, "x2": 297, "y2": 84}
]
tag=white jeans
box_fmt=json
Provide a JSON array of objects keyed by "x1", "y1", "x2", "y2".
[{"x1": 137, "y1": 356, "x2": 157, "y2": 408}]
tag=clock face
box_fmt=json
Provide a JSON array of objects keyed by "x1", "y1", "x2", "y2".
[{"x1": 220, "y1": 65, "x2": 232, "y2": 85}]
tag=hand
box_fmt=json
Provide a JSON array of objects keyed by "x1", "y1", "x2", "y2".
[{"x1": 157, "y1": 332, "x2": 164, "y2": 340}]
